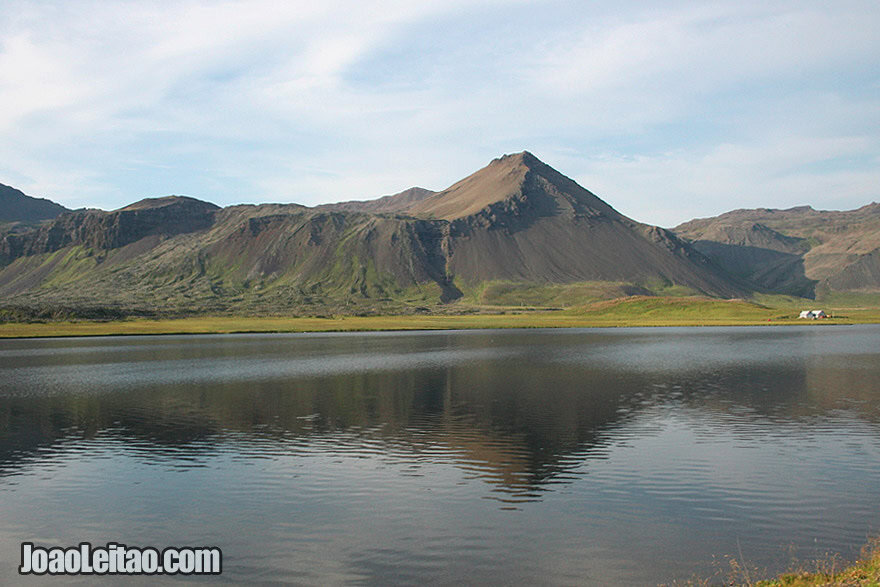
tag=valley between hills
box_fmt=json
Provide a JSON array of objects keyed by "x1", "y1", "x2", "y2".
[{"x1": 1, "y1": 151, "x2": 879, "y2": 336}]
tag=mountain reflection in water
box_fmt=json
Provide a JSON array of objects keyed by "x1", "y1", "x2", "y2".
[{"x1": 1, "y1": 327, "x2": 879, "y2": 584}]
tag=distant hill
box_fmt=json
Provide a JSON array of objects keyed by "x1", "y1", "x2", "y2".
[
  {"x1": 318, "y1": 187, "x2": 436, "y2": 213},
  {"x1": 674, "y1": 203, "x2": 880, "y2": 298},
  {"x1": 0, "y1": 183, "x2": 69, "y2": 224},
  {"x1": 0, "y1": 153, "x2": 744, "y2": 316}
]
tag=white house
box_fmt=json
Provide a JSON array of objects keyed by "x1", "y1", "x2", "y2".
[{"x1": 799, "y1": 310, "x2": 827, "y2": 319}]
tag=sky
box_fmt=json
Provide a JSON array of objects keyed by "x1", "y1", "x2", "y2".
[{"x1": 0, "y1": 0, "x2": 878, "y2": 227}]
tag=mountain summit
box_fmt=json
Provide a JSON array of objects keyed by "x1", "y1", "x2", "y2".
[
  {"x1": 409, "y1": 151, "x2": 618, "y2": 222},
  {"x1": 0, "y1": 153, "x2": 745, "y2": 315}
]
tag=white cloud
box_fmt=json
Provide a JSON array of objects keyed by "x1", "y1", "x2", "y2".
[
  {"x1": 534, "y1": 2, "x2": 880, "y2": 96},
  {"x1": 0, "y1": 0, "x2": 877, "y2": 220},
  {"x1": 569, "y1": 133, "x2": 880, "y2": 227},
  {"x1": 0, "y1": 33, "x2": 90, "y2": 131}
]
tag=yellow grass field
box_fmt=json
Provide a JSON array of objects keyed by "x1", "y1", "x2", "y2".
[{"x1": 2, "y1": 297, "x2": 879, "y2": 339}]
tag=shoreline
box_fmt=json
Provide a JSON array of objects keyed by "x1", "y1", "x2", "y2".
[
  {"x1": 2, "y1": 312, "x2": 878, "y2": 339},
  {"x1": 754, "y1": 540, "x2": 880, "y2": 586}
]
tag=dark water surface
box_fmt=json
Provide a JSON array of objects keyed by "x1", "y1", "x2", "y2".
[{"x1": 1, "y1": 325, "x2": 879, "y2": 585}]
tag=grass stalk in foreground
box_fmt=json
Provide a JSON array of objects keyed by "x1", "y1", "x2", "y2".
[
  {"x1": 754, "y1": 539, "x2": 880, "y2": 586},
  {"x1": 674, "y1": 539, "x2": 880, "y2": 586}
]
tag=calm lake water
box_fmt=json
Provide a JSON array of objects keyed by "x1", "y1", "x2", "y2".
[{"x1": 2, "y1": 325, "x2": 880, "y2": 585}]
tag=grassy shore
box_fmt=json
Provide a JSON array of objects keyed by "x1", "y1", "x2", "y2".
[
  {"x1": 2, "y1": 297, "x2": 880, "y2": 338},
  {"x1": 754, "y1": 541, "x2": 880, "y2": 586}
]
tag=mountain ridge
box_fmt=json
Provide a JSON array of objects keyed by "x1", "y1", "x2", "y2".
[
  {"x1": 0, "y1": 182, "x2": 70, "y2": 226},
  {"x1": 318, "y1": 187, "x2": 436, "y2": 214},
  {"x1": 2, "y1": 153, "x2": 876, "y2": 316},
  {"x1": 674, "y1": 204, "x2": 880, "y2": 298}
]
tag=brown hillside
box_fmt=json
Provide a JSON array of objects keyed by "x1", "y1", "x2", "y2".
[
  {"x1": 674, "y1": 203, "x2": 880, "y2": 297},
  {"x1": 318, "y1": 187, "x2": 435, "y2": 214},
  {"x1": 410, "y1": 152, "x2": 741, "y2": 295},
  {"x1": 408, "y1": 152, "x2": 618, "y2": 221}
]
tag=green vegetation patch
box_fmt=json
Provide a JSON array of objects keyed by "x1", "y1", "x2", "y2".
[
  {"x1": 756, "y1": 539, "x2": 880, "y2": 586},
  {"x1": 576, "y1": 296, "x2": 779, "y2": 320},
  {"x1": 818, "y1": 290, "x2": 880, "y2": 308},
  {"x1": 470, "y1": 280, "x2": 649, "y2": 307},
  {"x1": 40, "y1": 246, "x2": 101, "y2": 288},
  {"x1": 749, "y1": 293, "x2": 815, "y2": 309}
]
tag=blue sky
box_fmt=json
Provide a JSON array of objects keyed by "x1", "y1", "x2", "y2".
[{"x1": 0, "y1": 0, "x2": 878, "y2": 226}]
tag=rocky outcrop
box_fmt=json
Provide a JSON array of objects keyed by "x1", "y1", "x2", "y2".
[{"x1": 1, "y1": 196, "x2": 218, "y2": 264}]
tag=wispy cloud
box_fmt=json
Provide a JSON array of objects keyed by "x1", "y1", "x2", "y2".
[
  {"x1": 0, "y1": 0, "x2": 877, "y2": 223},
  {"x1": 570, "y1": 134, "x2": 880, "y2": 227}
]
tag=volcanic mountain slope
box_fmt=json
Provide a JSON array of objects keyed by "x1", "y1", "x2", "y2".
[
  {"x1": 404, "y1": 152, "x2": 740, "y2": 294},
  {"x1": 0, "y1": 153, "x2": 744, "y2": 316},
  {"x1": 0, "y1": 196, "x2": 456, "y2": 314},
  {"x1": 0, "y1": 183, "x2": 69, "y2": 228},
  {"x1": 674, "y1": 203, "x2": 880, "y2": 298},
  {"x1": 318, "y1": 187, "x2": 436, "y2": 213}
]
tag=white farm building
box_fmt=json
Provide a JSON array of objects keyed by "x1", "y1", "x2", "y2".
[{"x1": 798, "y1": 310, "x2": 827, "y2": 319}]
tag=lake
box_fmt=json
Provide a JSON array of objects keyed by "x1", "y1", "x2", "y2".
[{"x1": 1, "y1": 325, "x2": 879, "y2": 584}]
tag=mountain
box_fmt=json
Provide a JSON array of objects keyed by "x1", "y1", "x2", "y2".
[
  {"x1": 318, "y1": 187, "x2": 436, "y2": 213},
  {"x1": 0, "y1": 153, "x2": 744, "y2": 317},
  {"x1": 674, "y1": 203, "x2": 880, "y2": 298},
  {"x1": 0, "y1": 183, "x2": 69, "y2": 225},
  {"x1": 405, "y1": 152, "x2": 739, "y2": 292}
]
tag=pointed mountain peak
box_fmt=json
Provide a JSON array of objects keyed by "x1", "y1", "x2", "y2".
[
  {"x1": 408, "y1": 151, "x2": 620, "y2": 222},
  {"x1": 484, "y1": 151, "x2": 547, "y2": 175},
  {"x1": 492, "y1": 150, "x2": 538, "y2": 164}
]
